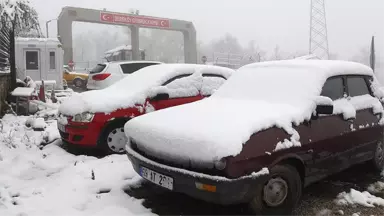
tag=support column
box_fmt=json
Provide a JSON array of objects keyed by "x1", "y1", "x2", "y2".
[
  {"x1": 57, "y1": 18, "x2": 73, "y2": 65},
  {"x1": 130, "y1": 26, "x2": 140, "y2": 61}
]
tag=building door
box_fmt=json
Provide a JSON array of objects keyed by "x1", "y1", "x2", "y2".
[{"x1": 24, "y1": 49, "x2": 40, "y2": 81}]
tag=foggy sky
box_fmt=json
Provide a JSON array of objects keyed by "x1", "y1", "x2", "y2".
[{"x1": 30, "y1": 0, "x2": 383, "y2": 59}]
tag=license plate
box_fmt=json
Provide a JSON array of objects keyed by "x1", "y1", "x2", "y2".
[
  {"x1": 140, "y1": 167, "x2": 173, "y2": 190},
  {"x1": 58, "y1": 123, "x2": 66, "y2": 132}
]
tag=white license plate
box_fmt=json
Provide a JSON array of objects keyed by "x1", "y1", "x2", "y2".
[
  {"x1": 58, "y1": 123, "x2": 66, "y2": 132},
  {"x1": 140, "y1": 167, "x2": 173, "y2": 190}
]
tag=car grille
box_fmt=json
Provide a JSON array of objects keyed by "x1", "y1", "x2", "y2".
[{"x1": 130, "y1": 139, "x2": 227, "y2": 177}]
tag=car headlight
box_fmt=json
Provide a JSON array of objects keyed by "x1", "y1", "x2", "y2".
[
  {"x1": 72, "y1": 112, "x2": 94, "y2": 122},
  {"x1": 214, "y1": 158, "x2": 227, "y2": 170}
]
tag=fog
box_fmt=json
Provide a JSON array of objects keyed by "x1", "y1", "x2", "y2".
[{"x1": 30, "y1": 0, "x2": 383, "y2": 69}]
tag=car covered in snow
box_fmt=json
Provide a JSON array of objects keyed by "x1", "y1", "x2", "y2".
[
  {"x1": 86, "y1": 61, "x2": 162, "y2": 90},
  {"x1": 57, "y1": 64, "x2": 234, "y2": 153},
  {"x1": 124, "y1": 60, "x2": 384, "y2": 214}
]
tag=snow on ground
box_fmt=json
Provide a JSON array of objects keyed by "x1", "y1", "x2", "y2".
[
  {"x1": 335, "y1": 189, "x2": 384, "y2": 207},
  {"x1": 0, "y1": 114, "x2": 154, "y2": 216}
]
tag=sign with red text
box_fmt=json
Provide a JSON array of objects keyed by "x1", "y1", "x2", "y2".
[{"x1": 100, "y1": 12, "x2": 170, "y2": 28}]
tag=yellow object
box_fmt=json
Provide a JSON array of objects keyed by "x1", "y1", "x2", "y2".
[
  {"x1": 195, "y1": 182, "x2": 217, "y2": 192},
  {"x1": 63, "y1": 70, "x2": 88, "y2": 83}
]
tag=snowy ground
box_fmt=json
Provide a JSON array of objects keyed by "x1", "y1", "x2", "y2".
[
  {"x1": 0, "y1": 115, "x2": 154, "y2": 216},
  {"x1": 0, "y1": 114, "x2": 383, "y2": 216}
]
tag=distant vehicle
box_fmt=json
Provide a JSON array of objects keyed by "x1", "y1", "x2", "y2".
[
  {"x1": 125, "y1": 60, "x2": 384, "y2": 214},
  {"x1": 58, "y1": 64, "x2": 234, "y2": 154},
  {"x1": 104, "y1": 45, "x2": 146, "y2": 62},
  {"x1": 63, "y1": 66, "x2": 89, "y2": 88},
  {"x1": 86, "y1": 61, "x2": 162, "y2": 90}
]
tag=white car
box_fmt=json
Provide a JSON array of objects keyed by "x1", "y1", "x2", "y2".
[{"x1": 86, "y1": 61, "x2": 162, "y2": 90}]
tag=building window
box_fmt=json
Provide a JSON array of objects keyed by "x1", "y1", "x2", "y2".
[{"x1": 49, "y1": 51, "x2": 56, "y2": 70}]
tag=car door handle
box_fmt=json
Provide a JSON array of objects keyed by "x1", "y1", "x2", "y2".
[{"x1": 307, "y1": 149, "x2": 313, "y2": 153}]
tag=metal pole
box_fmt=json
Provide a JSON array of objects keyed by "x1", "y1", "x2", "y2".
[{"x1": 46, "y1": 20, "x2": 50, "y2": 38}]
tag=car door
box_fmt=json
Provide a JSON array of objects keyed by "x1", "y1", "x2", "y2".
[
  {"x1": 148, "y1": 74, "x2": 204, "y2": 111},
  {"x1": 304, "y1": 76, "x2": 353, "y2": 179},
  {"x1": 201, "y1": 74, "x2": 227, "y2": 97},
  {"x1": 346, "y1": 75, "x2": 382, "y2": 164}
]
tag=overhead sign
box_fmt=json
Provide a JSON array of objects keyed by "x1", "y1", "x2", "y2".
[{"x1": 100, "y1": 12, "x2": 170, "y2": 28}]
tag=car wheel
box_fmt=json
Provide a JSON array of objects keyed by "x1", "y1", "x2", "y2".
[
  {"x1": 249, "y1": 164, "x2": 302, "y2": 215},
  {"x1": 99, "y1": 120, "x2": 128, "y2": 154},
  {"x1": 372, "y1": 140, "x2": 384, "y2": 172},
  {"x1": 74, "y1": 78, "x2": 84, "y2": 88}
]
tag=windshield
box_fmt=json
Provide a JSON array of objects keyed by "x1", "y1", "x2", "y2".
[{"x1": 213, "y1": 66, "x2": 325, "y2": 104}]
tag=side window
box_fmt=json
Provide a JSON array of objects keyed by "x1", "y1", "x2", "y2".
[
  {"x1": 320, "y1": 77, "x2": 344, "y2": 100},
  {"x1": 347, "y1": 76, "x2": 371, "y2": 97},
  {"x1": 201, "y1": 74, "x2": 226, "y2": 96},
  {"x1": 120, "y1": 63, "x2": 158, "y2": 74},
  {"x1": 49, "y1": 52, "x2": 56, "y2": 70},
  {"x1": 162, "y1": 74, "x2": 200, "y2": 98}
]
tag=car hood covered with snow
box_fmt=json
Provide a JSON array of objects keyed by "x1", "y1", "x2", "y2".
[
  {"x1": 58, "y1": 64, "x2": 233, "y2": 116},
  {"x1": 124, "y1": 60, "x2": 378, "y2": 164},
  {"x1": 125, "y1": 98, "x2": 313, "y2": 165}
]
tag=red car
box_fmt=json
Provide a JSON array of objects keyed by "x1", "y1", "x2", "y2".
[{"x1": 57, "y1": 64, "x2": 233, "y2": 153}]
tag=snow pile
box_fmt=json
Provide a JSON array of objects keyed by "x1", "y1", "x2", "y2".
[
  {"x1": 0, "y1": 115, "x2": 154, "y2": 216},
  {"x1": 367, "y1": 181, "x2": 384, "y2": 195},
  {"x1": 59, "y1": 64, "x2": 233, "y2": 116},
  {"x1": 125, "y1": 60, "x2": 375, "y2": 164},
  {"x1": 335, "y1": 189, "x2": 384, "y2": 207}
]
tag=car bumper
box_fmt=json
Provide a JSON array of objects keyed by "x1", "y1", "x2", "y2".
[
  {"x1": 58, "y1": 122, "x2": 103, "y2": 146},
  {"x1": 126, "y1": 144, "x2": 268, "y2": 205}
]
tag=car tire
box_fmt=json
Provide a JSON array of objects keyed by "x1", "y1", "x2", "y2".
[
  {"x1": 98, "y1": 120, "x2": 128, "y2": 154},
  {"x1": 372, "y1": 140, "x2": 384, "y2": 172},
  {"x1": 73, "y1": 78, "x2": 84, "y2": 88},
  {"x1": 249, "y1": 164, "x2": 302, "y2": 215}
]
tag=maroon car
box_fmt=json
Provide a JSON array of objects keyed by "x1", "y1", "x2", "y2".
[{"x1": 125, "y1": 60, "x2": 384, "y2": 214}]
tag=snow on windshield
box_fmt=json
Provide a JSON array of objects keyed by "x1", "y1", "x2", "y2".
[
  {"x1": 59, "y1": 64, "x2": 233, "y2": 115},
  {"x1": 213, "y1": 65, "x2": 325, "y2": 105}
]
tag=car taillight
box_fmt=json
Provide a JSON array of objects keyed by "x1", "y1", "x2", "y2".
[{"x1": 92, "y1": 73, "x2": 111, "y2": 81}]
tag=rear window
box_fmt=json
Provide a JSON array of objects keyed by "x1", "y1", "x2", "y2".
[
  {"x1": 89, "y1": 64, "x2": 106, "y2": 74},
  {"x1": 120, "y1": 62, "x2": 159, "y2": 74}
]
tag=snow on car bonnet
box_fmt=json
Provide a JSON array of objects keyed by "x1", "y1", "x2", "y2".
[
  {"x1": 59, "y1": 64, "x2": 233, "y2": 116},
  {"x1": 125, "y1": 60, "x2": 376, "y2": 164}
]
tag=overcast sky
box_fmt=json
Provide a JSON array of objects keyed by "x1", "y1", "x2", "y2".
[{"x1": 30, "y1": 0, "x2": 383, "y2": 59}]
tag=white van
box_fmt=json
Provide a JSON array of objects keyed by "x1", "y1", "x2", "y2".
[{"x1": 86, "y1": 61, "x2": 162, "y2": 90}]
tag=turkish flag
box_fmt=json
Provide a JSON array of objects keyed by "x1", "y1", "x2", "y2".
[{"x1": 100, "y1": 13, "x2": 114, "y2": 22}]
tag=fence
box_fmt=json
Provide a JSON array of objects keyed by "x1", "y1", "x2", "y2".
[{"x1": 0, "y1": 72, "x2": 11, "y2": 116}]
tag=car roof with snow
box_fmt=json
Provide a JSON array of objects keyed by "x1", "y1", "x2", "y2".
[
  {"x1": 101, "y1": 60, "x2": 163, "y2": 65},
  {"x1": 239, "y1": 59, "x2": 373, "y2": 77},
  {"x1": 123, "y1": 60, "x2": 379, "y2": 164},
  {"x1": 59, "y1": 63, "x2": 234, "y2": 115}
]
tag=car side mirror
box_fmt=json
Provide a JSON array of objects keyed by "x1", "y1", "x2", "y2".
[
  {"x1": 316, "y1": 104, "x2": 333, "y2": 115},
  {"x1": 151, "y1": 93, "x2": 169, "y2": 101}
]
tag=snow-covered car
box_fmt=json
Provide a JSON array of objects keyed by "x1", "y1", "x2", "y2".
[
  {"x1": 63, "y1": 67, "x2": 89, "y2": 88},
  {"x1": 86, "y1": 61, "x2": 162, "y2": 90},
  {"x1": 58, "y1": 64, "x2": 234, "y2": 153},
  {"x1": 125, "y1": 60, "x2": 384, "y2": 214}
]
